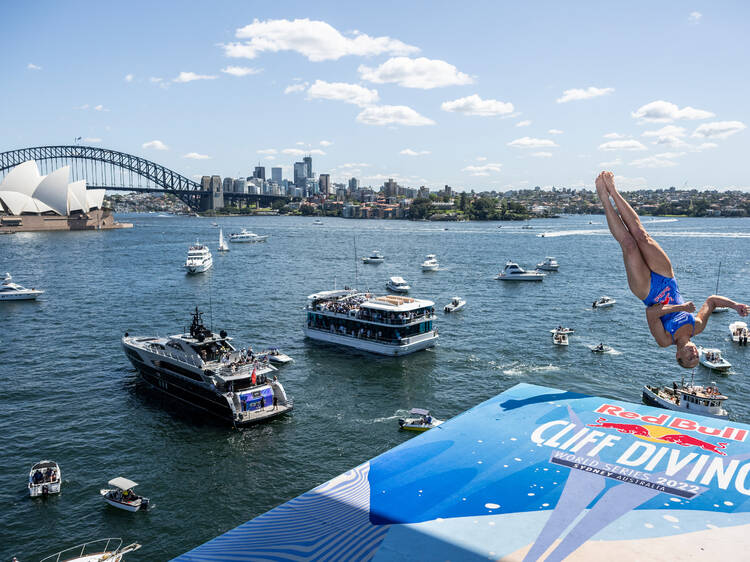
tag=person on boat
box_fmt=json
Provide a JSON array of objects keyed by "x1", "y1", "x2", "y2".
[{"x1": 595, "y1": 171, "x2": 748, "y2": 368}]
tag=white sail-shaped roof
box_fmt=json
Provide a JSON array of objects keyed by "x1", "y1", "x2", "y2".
[
  {"x1": 32, "y1": 166, "x2": 70, "y2": 215},
  {"x1": 0, "y1": 191, "x2": 40, "y2": 215},
  {"x1": 0, "y1": 160, "x2": 42, "y2": 197},
  {"x1": 86, "y1": 188, "x2": 106, "y2": 210},
  {"x1": 68, "y1": 180, "x2": 88, "y2": 213}
]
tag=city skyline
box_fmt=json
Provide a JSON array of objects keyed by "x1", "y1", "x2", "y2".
[{"x1": 2, "y1": 2, "x2": 749, "y2": 191}]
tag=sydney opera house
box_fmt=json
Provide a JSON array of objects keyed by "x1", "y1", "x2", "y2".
[{"x1": 0, "y1": 160, "x2": 130, "y2": 232}]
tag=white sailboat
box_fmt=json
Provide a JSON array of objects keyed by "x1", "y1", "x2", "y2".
[{"x1": 218, "y1": 228, "x2": 229, "y2": 252}]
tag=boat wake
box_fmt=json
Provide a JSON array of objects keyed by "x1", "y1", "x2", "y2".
[
  {"x1": 537, "y1": 229, "x2": 608, "y2": 238},
  {"x1": 502, "y1": 364, "x2": 560, "y2": 376},
  {"x1": 369, "y1": 414, "x2": 403, "y2": 424},
  {"x1": 646, "y1": 218, "x2": 678, "y2": 223}
]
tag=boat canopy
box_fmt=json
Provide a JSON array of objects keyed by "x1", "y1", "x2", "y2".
[
  {"x1": 410, "y1": 408, "x2": 430, "y2": 416},
  {"x1": 108, "y1": 477, "x2": 138, "y2": 490},
  {"x1": 364, "y1": 295, "x2": 434, "y2": 311},
  {"x1": 390, "y1": 276, "x2": 407, "y2": 284}
]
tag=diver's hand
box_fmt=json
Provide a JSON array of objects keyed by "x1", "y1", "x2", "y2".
[
  {"x1": 681, "y1": 301, "x2": 696, "y2": 313},
  {"x1": 734, "y1": 303, "x2": 749, "y2": 316}
]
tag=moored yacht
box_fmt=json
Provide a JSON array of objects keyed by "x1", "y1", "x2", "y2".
[
  {"x1": 386, "y1": 276, "x2": 411, "y2": 293},
  {"x1": 184, "y1": 242, "x2": 213, "y2": 274},
  {"x1": 304, "y1": 289, "x2": 438, "y2": 356},
  {"x1": 0, "y1": 272, "x2": 44, "y2": 301},
  {"x1": 122, "y1": 307, "x2": 293, "y2": 426},
  {"x1": 229, "y1": 228, "x2": 268, "y2": 243},
  {"x1": 362, "y1": 250, "x2": 385, "y2": 264},
  {"x1": 421, "y1": 254, "x2": 439, "y2": 271},
  {"x1": 495, "y1": 261, "x2": 545, "y2": 281},
  {"x1": 536, "y1": 257, "x2": 559, "y2": 271},
  {"x1": 643, "y1": 382, "x2": 729, "y2": 419}
]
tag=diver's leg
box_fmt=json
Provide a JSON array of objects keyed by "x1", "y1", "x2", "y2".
[
  {"x1": 600, "y1": 172, "x2": 674, "y2": 278},
  {"x1": 596, "y1": 173, "x2": 651, "y2": 300}
]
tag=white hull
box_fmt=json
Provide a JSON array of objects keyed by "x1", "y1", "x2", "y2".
[
  {"x1": 594, "y1": 301, "x2": 615, "y2": 308},
  {"x1": 730, "y1": 321, "x2": 748, "y2": 343},
  {"x1": 386, "y1": 285, "x2": 410, "y2": 293},
  {"x1": 29, "y1": 481, "x2": 61, "y2": 497},
  {"x1": 0, "y1": 290, "x2": 43, "y2": 300},
  {"x1": 536, "y1": 266, "x2": 558, "y2": 271},
  {"x1": 304, "y1": 326, "x2": 437, "y2": 356},
  {"x1": 444, "y1": 302, "x2": 466, "y2": 313},
  {"x1": 642, "y1": 386, "x2": 728, "y2": 419},
  {"x1": 422, "y1": 265, "x2": 439, "y2": 271},
  {"x1": 496, "y1": 274, "x2": 544, "y2": 281},
  {"x1": 230, "y1": 236, "x2": 268, "y2": 243},
  {"x1": 185, "y1": 259, "x2": 213, "y2": 274},
  {"x1": 103, "y1": 497, "x2": 142, "y2": 512}
]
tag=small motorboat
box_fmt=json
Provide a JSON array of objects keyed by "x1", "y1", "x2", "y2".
[
  {"x1": 38, "y1": 538, "x2": 141, "y2": 562},
  {"x1": 313, "y1": 219, "x2": 323, "y2": 226},
  {"x1": 592, "y1": 296, "x2": 616, "y2": 308},
  {"x1": 398, "y1": 408, "x2": 443, "y2": 432},
  {"x1": 386, "y1": 276, "x2": 410, "y2": 293},
  {"x1": 229, "y1": 228, "x2": 268, "y2": 243},
  {"x1": 730, "y1": 321, "x2": 748, "y2": 345},
  {"x1": 536, "y1": 257, "x2": 559, "y2": 271},
  {"x1": 495, "y1": 261, "x2": 545, "y2": 281},
  {"x1": 263, "y1": 348, "x2": 293, "y2": 365},
  {"x1": 549, "y1": 326, "x2": 574, "y2": 335},
  {"x1": 0, "y1": 273, "x2": 44, "y2": 301},
  {"x1": 643, "y1": 382, "x2": 729, "y2": 419},
  {"x1": 444, "y1": 297, "x2": 466, "y2": 313},
  {"x1": 218, "y1": 228, "x2": 229, "y2": 252},
  {"x1": 28, "y1": 460, "x2": 61, "y2": 497},
  {"x1": 552, "y1": 332, "x2": 569, "y2": 346},
  {"x1": 362, "y1": 251, "x2": 385, "y2": 264},
  {"x1": 591, "y1": 343, "x2": 610, "y2": 353},
  {"x1": 100, "y1": 477, "x2": 151, "y2": 512},
  {"x1": 421, "y1": 254, "x2": 439, "y2": 271},
  {"x1": 698, "y1": 347, "x2": 732, "y2": 372}
]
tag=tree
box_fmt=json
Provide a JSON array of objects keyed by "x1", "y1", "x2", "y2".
[
  {"x1": 409, "y1": 198, "x2": 433, "y2": 220},
  {"x1": 299, "y1": 204, "x2": 316, "y2": 216},
  {"x1": 459, "y1": 192, "x2": 468, "y2": 211},
  {"x1": 468, "y1": 197, "x2": 497, "y2": 220}
]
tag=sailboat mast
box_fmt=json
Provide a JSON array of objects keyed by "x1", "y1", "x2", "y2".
[{"x1": 716, "y1": 260, "x2": 722, "y2": 294}]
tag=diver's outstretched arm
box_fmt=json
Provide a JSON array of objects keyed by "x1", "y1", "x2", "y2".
[{"x1": 694, "y1": 296, "x2": 749, "y2": 335}]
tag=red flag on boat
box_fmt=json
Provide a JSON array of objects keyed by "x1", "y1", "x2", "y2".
[{"x1": 251, "y1": 367, "x2": 256, "y2": 385}]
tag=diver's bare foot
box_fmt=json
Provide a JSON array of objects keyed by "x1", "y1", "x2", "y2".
[
  {"x1": 600, "y1": 171, "x2": 617, "y2": 195},
  {"x1": 595, "y1": 172, "x2": 609, "y2": 200}
]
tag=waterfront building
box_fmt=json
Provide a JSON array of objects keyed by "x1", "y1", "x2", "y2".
[
  {"x1": 306, "y1": 177, "x2": 318, "y2": 196},
  {"x1": 303, "y1": 156, "x2": 313, "y2": 179},
  {"x1": 319, "y1": 174, "x2": 331, "y2": 196},
  {"x1": 348, "y1": 177, "x2": 359, "y2": 190},
  {"x1": 271, "y1": 167, "x2": 282, "y2": 183},
  {"x1": 383, "y1": 178, "x2": 398, "y2": 197},
  {"x1": 254, "y1": 166, "x2": 266, "y2": 181},
  {"x1": 294, "y1": 162, "x2": 306, "y2": 188},
  {"x1": 418, "y1": 186, "x2": 430, "y2": 199}
]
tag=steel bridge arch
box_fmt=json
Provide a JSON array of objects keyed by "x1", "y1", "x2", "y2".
[{"x1": 0, "y1": 145, "x2": 205, "y2": 209}]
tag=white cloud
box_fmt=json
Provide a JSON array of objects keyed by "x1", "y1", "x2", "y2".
[
  {"x1": 358, "y1": 57, "x2": 472, "y2": 89},
  {"x1": 630, "y1": 155, "x2": 680, "y2": 168},
  {"x1": 27, "y1": 63, "x2": 41, "y2": 70},
  {"x1": 77, "y1": 104, "x2": 90, "y2": 110},
  {"x1": 94, "y1": 104, "x2": 107, "y2": 112},
  {"x1": 692, "y1": 120, "x2": 746, "y2": 139},
  {"x1": 476, "y1": 156, "x2": 487, "y2": 161},
  {"x1": 688, "y1": 11, "x2": 702, "y2": 24},
  {"x1": 149, "y1": 77, "x2": 163, "y2": 83},
  {"x1": 225, "y1": 18, "x2": 419, "y2": 62},
  {"x1": 124, "y1": 74, "x2": 134, "y2": 82},
  {"x1": 336, "y1": 162, "x2": 371, "y2": 170},
  {"x1": 603, "y1": 132, "x2": 626, "y2": 139},
  {"x1": 462, "y1": 163, "x2": 502, "y2": 176},
  {"x1": 221, "y1": 66, "x2": 262, "y2": 77},
  {"x1": 531, "y1": 152, "x2": 553, "y2": 158},
  {"x1": 319, "y1": 140, "x2": 333, "y2": 146},
  {"x1": 548, "y1": 129, "x2": 563, "y2": 135},
  {"x1": 695, "y1": 142, "x2": 718, "y2": 151},
  {"x1": 598, "y1": 157, "x2": 623, "y2": 167},
  {"x1": 83, "y1": 137, "x2": 102, "y2": 143},
  {"x1": 642, "y1": 125, "x2": 687, "y2": 138},
  {"x1": 183, "y1": 152, "x2": 212, "y2": 160},
  {"x1": 142, "y1": 140, "x2": 169, "y2": 151},
  {"x1": 614, "y1": 175, "x2": 648, "y2": 189},
  {"x1": 556, "y1": 86, "x2": 614, "y2": 103},
  {"x1": 257, "y1": 148, "x2": 277, "y2": 155},
  {"x1": 356, "y1": 105, "x2": 435, "y2": 126},
  {"x1": 282, "y1": 148, "x2": 326, "y2": 156},
  {"x1": 400, "y1": 148, "x2": 430, "y2": 156},
  {"x1": 307, "y1": 79, "x2": 379, "y2": 107},
  {"x1": 295, "y1": 141, "x2": 306, "y2": 146},
  {"x1": 507, "y1": 137, "x2": 558, "y2": 149},
  {"x1": 284, "y1": 82, "x2": 308, "y2": 94},
  {"x1": 173, "y1": 71, "x2": 217, "y2": 83},
  {"x1": 631, "y1": 100, "x2": 714, "y2": 122},
  {"x1": 598, "y1": 139, "x2": 647, "y2": 151},
  {"x1": 441, "y1": 94, "x2": 514, "y2": 117},
  {"x1": 516, "y1": 120, "x2": 532, "y2": 127}
]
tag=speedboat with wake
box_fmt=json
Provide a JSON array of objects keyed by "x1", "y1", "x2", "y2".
[
  {"x1": 536, "y1": 257, "x2": 559, "y2": 271},
  {"x1": 698, "y1": 347, "x2": 731, "y2": 371},
  {"x1": 38, "y1": 538, "x2": 141, "y2": 562},
  {"x1": 184, "y1": 242, "x2": 213, "y2": 274},
  {"x1": 100, "y1": 477, "x2": 150, "y2": 512},
  {"x1": 0, "y1": 273, "x2": 44, "y2": 301},
  {"x1": 229, "y1": 228, "x2": 268, "y2": 243},
  {"x1": 362, "y1": 250, "x2": 384, "y2": 264},
  {"x1": 122, "y1": 307, "x2": 293, "y2": 426},
  {"x1": 592, "y1": 296, "x2": 616, "y2": 308},
  {"x1": 444, "y1": 297, "x2": 466, "y2": 313},
  {"x1": 730, "y1": 321, "x2": 748, "y2": 345},
  {"x1": 643, "y1": 381, "x2": 729, "y2": 419},
  {"x1": 421, "y1": 254, "x2": 439, "y2": 271},
  {"x1": 591, "y1": 343, "x2": 610, "y2": 353},
  {"x1": 495, "y1": 261, "x2": 545, "y2": 281},
  {"x1": 399, "y1": 408, "x2": 443, "y2": 432},
  {"x1": 28, "y1": 460, "x2": 61, "y2": 497}
]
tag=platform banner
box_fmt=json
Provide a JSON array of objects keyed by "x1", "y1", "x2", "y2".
[{"x1": 178, "y1": 383, "x2": 750, "y2": 561}]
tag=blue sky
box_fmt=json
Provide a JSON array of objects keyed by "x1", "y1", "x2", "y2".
[{"x1": 3, "y1": 1, "x2": 748, "y2": 191}]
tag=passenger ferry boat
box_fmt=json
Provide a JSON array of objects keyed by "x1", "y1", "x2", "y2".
[
  {"x1": 122, "y1": 308, "x2": 293, "y2": 426},
  {"x1": 304, "y1": 289, "x2": 438, "y2": 356},
  {"x1": 184, "y1": 242, "x2": 213, "y2": 274},
  {"x1": 643, "y1": 382, "x2": 729, "y2": 419}
]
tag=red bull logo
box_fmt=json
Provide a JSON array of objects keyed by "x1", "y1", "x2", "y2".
[{"x1": 589, "y1": 417, "x2": 728, "y2": 456}]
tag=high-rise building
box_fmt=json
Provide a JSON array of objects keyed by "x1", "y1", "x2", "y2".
[
  {"x1": 234, "y1": 178, "x2": 247, "y2": 193},
  {"x1": 271, "y1": 167, "x2": 282, "y2": 183},
  {"x1": 294, "y1": 162, "x2": 306, "y2": 188},
  {"x1": 318, "y1": 174, "x2": 331, "y2": 195},
  {"x1": 222, "y1": 177, "x2": 234, "y2": 193},
  {"x1": 303, "y1": 156, "x2": 313, "y2": 178},
  {"x1": 383, "y1": 178, "x2": 398, "y2": 197},
  {"x1": 254, "y1": 166, "x2": 266, "y2": 180},
  {"x1": 348, "y1": 177, "x2": 359, "y2": 191}
]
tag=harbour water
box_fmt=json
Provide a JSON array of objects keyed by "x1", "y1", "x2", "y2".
[{"x1": 1, "y1": 214, "x2": 748, "y2": 559}]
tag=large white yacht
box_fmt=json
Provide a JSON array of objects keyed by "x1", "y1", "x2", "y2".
[
  {"x1": 495, "y1": 261, "x2": 545, "y2": 281},
  {"x1": 229, "y1": 228, "x2": 268, "y2": 243},
  {"x1": 0, "y1": 272, "x2": 44, "y2": 300},
  {"x1": 643, "y1": 382, "x2": 729, "y2": 419},
  {"x1": 184, "y1": 242, "x2": 213, "y2": 274},
  {"x1": 386, "y1": 276, "x2": 411, "y2": 293},
  {"x1": 122, "y1": 307, "x2": 293, "y2": 426},
  {"x1": 421, "y1": 255, "x2": 439, "y2": 272},
  {"x1": 304, "y1": 289, "x2": 438, "y2": 356},
  {"x1": 39, "y1": 538, "x2": 141, "y2": 562}
]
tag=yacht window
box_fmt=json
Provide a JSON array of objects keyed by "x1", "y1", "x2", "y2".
[{"x1": 167, "y1": 341, "x2": 182, "y2": 351}]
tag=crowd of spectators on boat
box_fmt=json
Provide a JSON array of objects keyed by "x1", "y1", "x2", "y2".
[
  {"x1": 733, "y1": 326, "x2": 749, "y2": 345},
  {"x1": 31, "y1": 467, "x2": 58, "y2": 484},
  {"x1": 312, "y1": 297, "x2": 434, "y2": 325}
]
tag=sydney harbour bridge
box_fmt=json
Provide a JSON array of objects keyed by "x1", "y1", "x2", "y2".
[{"x1": 0, "y1": 145, "x2": 285, "y2": 212}]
